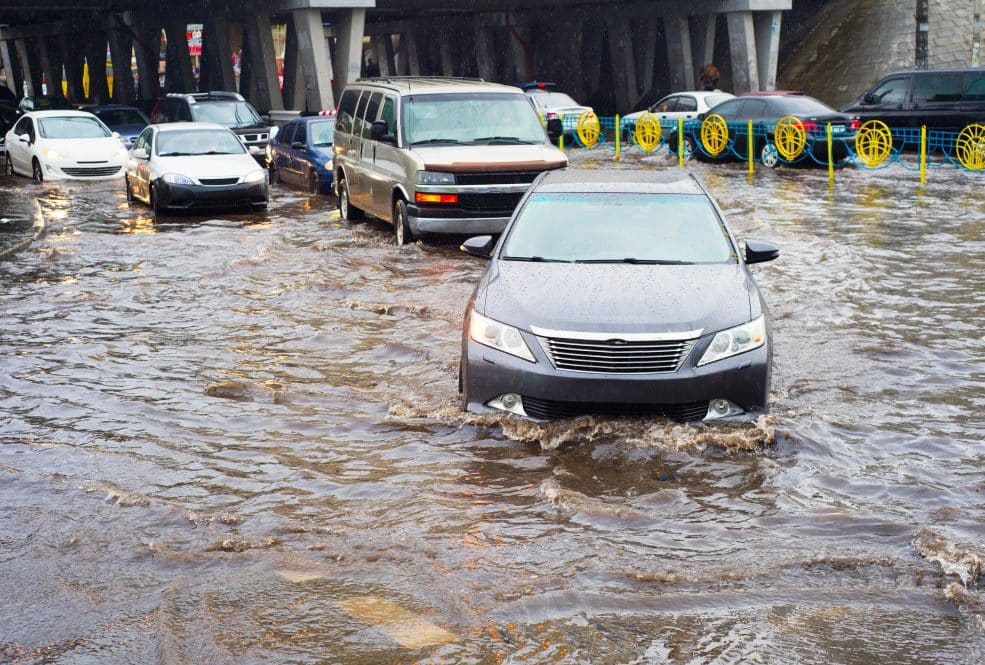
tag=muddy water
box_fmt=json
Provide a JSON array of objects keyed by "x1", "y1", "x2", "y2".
[{"x1": 1, "y1": 156, "x2": 983, "y2": 664}]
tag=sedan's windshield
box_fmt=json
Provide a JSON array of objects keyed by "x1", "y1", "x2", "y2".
[
  {"x1": 403, "y1": 93, "x2": 546, "y2": 145},
  {"x1": 773, "y1": 96, "x2": 836, "y2": 115},
  {"x1": 155, "y1": 130, "x2": 246, "y2": 156},
  {"x1": 190, "y1": 101, "x2": 264, "y2": 127},
  {"x1": 309, "y1": 120, "x2": 334, "y2": 146},
  {"x1": 529, "y1": 92, "x2": 580, "y2": 108},
  {"x1": 502, "y1": 192, "x2": 735, "y2": 264},
  {"x1": 38, "y1": 117, "x2": 111, "y2": 139},
  {"x1": 93, "y1": 108, "x2": 149, "y2": 126}
]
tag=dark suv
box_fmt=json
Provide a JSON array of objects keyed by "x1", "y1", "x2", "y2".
[
  {"x1": 840, "y1": 68, "x2": 985, "y2": 131},
  {"x1": 150, "y1": 92, "x2": 274, "y2": 163}
]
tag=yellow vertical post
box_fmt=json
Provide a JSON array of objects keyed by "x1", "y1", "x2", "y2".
[
  {"x1": 678, "y1": 116, "x2": 684, "y2": 168},
  {"x1": 827, "y1": 123, "x2": 834, "y2": 182},
  {"x1": 747, "y1": 120, "x2": 754, "y2": 176},
  {"x1": 920, "y1": 125, "x2": 927, "y2": 184},
  {"x1": 558, "y1": 114, "x2": 564, "y2": 151},
  {"x1": 615, "y1": 114, "x2": 621, "y2": 160}
]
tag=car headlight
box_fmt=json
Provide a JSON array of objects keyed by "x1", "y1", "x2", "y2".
[
  {"x1": 417, "y1": 170, "x2": 455, "y2": 185},
  {"x1": 697, "y1": 316, "x2": 767, "y2": 367},
  {"x1": 243, "y1": 170, "x2": 266, "y2": 183},
  {"x1": 469, "y1": 310, "x2": 535, "y2": 363},
  {"x1": 162, "y1": 173, "x2": 193, "y2": 185},
  {"x1": 42, "y1": 148, "x2": 65, "y2": 160},
  {"x1": 270, "y1": 126, "x2": 278, "y2": 139},
  {"x1": 324, "y1": 159, "x2": 332, "y2": 170}
]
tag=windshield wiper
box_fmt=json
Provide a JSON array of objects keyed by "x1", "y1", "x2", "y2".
[
  {"x1": 502, "y1": 255, "x2": 572, "y2": 263},
  {"x1": 158, "y1": 151, "x2": 191, "y2": 156},
  {"x1": 575, "y1": 258, "x2": 696, "y2": 265},
  {"x1": 312, "y1": 142, "x2": 332, "y2": 147},
  {"x1": 472, "y1": 136, "x2": 535, "y2": 144},
  {"x1": 410, "y1": 138, "x2": 461, "y2": 145}
]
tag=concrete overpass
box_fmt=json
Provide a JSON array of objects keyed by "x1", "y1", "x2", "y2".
[{"x1": 0, "y1": 0, "x2": 791, "y2": 115}]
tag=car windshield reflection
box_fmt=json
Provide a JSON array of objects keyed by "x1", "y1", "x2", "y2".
[{"x1": 156, "y1": 130, "x2": 246, "y2": 157}]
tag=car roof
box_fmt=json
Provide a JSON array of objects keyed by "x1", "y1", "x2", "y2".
[
  {"x1": 152, "y1": 122, "x2": 230, "y2": 132},
  {"x1": 82, "y1": 104, "x2": 142, "y2": 111},
  {"x1": 350, "y1": 77, "x2": 522, "y2": 95},
  {"x1": 23, "y1": 110, "x2": 96, "y2": 118},
  {"x1": 535, "y1": 169, "x2": 706, "y2": 195}
]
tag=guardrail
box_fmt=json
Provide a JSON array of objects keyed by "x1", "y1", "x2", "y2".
[{"x1": 550, "y1": 111, "x2": 985, "y2": 182}]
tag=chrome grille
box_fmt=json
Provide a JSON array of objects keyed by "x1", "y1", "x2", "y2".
[
  {"x1": 62, "y1": 166, "x2": 121, "y2": 177},
  {"x1": 538, "y1": 335, "x2": 696, "y2": 373},
  {"x1": 199, "y1": 177, "x2": 239, "y2": 186}
]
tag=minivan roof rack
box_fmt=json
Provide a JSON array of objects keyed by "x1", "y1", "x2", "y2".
[{"x1": 354, "y1": 76, "x2": 486, "y2": 90}]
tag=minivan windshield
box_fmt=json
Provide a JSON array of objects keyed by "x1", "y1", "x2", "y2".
[
  {"x1": 502, "y1": 193, "x2": 735, "y2": 264},
  {"x1": 191, "y1": 101, "x2": 264, "y2": 128},
  {"x1": 403, "y1": 93, "x2": 547, "y2": 145}
]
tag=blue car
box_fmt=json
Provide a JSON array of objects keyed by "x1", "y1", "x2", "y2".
[
  {"x1": 80, "y1": 104, "x2": 149, "y2": 148},
  {"x1": 267, "y1": 115, "x2": 334, "y2": 195}
]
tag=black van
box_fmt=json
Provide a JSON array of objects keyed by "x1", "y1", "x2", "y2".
[{"x1": 840, "y1": 68, "x2": 985, "y2": 131}]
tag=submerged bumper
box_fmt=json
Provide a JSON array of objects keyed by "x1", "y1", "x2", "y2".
[
  {"x1": 156, "y1": 180, "x2": 268, "y2": 210},
  {"x1": 407, "y1": 203, "x2": 510, "y2": 236}
]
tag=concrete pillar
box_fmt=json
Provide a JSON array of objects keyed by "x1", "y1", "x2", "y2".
[
  {"x1": 16, "y1": 38, "x2": 41, "y2": 98},
  {"x1": 726, "y1": 11, "x2": 759, "y2": 94},
  {"x1": 85, "y1": 32, "x2": 109, "y2": 103},
  {"x1": 438, "y1": 33, "x2": 455, "y2": 77},
  {"x1": 754, "y1": 11, "x2": 781, "y2": 91},
  {"x1": 164, "y1": 21, "x2": 194, "y2": 94},
  {"x1": 372, "y1": 34, "x2": 392, "y2": 77},
  {"x1": 635, "y1": 17, "x2": 658, "y2": 102},
  {"x1": 294, "y1": 8, "x2": 334, "y2": 111},
  {"x1": 665, "y1": 14, "x2": 694, "y2": 95},
  {"x1": 107, "y1": 29, "x2": 134, "y2": 103},
  {"x1": 474, "y1": 20, "x2": 496, "y2": 81},
  {"x1": 580, "y1": 19, "x2": 603, "y2": 99},
  {"x1": 383, "y1": 34, "x2": 396, "y2": 77},
  {"x1": 333, "y1": 7, "x2": 365, "y2": 95},
  {"x1": 690, "y1": 13, "x2": 717, "y2": 87},
  {"x1": 39, "y1": 37, "x2": 63, "y2": 98},
  {"x1": 400, "y1": 30, "x2": 421, "y2": 75},
  {"x1": 203, "y1": 16, "x2": 236, "y2": 92},
  {"x1": 605, "y1": 16, "x2": 640, "y2": 112},
  {"x1": 59, "y1": 33, "x2": 85, "y2": 103},
  {"x1": 242, "y1": 9, "x2": 284, "y2": 111},
  {"x1": 280, "y1": 19, "x2": 304, "y2": 110},
  {"x1": 0, "y1": 40, "x2": 20, "y2": 97},
  {"x1": 132, "y1": 27, "x2": 161, "y2": 102}
]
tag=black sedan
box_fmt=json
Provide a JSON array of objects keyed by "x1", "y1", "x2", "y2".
[
  {"x1": 458, "y1": 168, "x2": 779, "y2": 423},
  {"x1": 80, "y1": 104, "x2": 149, "y2": 148},
  {"x1": 669, "y1": 93, "x2": 859, "y2": 167}
]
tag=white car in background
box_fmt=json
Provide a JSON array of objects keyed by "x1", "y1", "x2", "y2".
[
  {"x1": 621, "y1": 90, "x2": 734, "y2": 152},
  {"x1": 125, "y1": 122, "x2": 268, "y2": 213},
  {"x1": 3, "y1": 110, "x2": 127, "y2": 182},
  {"x1": 521, "y1": 82, "x2": 594, "y2": 139}
]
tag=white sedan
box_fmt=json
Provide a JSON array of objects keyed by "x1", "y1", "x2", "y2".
[
  {"x1": 3, "y1": 110, "x2": 128, "y2": 182},
  {"x1": 621, "y1": 90, "x2": 734, "y2": 151},
  {"x1": 125, "y1": 122, "x2": 268, "y2": 213}
]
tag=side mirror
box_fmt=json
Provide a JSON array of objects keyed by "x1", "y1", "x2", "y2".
[
  {"x1": 132, "y1": 147, "x2": 148, "y2": 159},
  {"x1": 291, "y1": 141, "x2": 305, "y2": 150},
  {"x1": 370, "y1": 119, "x2": 395, "y2": 143},
  {"x1": 744, "y1": 239, "x2": 779, "y2": 264},
  {"x1": 546, "y1": 118, "x2": 563, "y2": 143},
  {"x1": 261, "y1": 114, "x2": 271, "y2": 124},
  {"x1": 460, "y1": 235, "x2": 495, "y2": 259},
  {"x1": 112, "y1": 131, "x2": 121, "y2": 139}
]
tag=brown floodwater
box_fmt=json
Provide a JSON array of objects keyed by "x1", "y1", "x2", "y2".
[{"x1": 1, "y1": 153, "x2": 983, "y2": 664}]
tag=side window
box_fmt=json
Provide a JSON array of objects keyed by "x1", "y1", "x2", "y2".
[
  {"x1": 655, "y1": 97, "x2": 677, "y2": 113},
  {"x1": 176, "y1": 102, "x2": 192, "y2": 121},
  {"x1": 737, "y1": 99, "x2": 767, "y2": 119},
  {"x1": 380, "y1": 97, "x2": 396, "y2": 137},
  {"x1": 869, "y1": 77, "x2": 909, "y2": 105},
  {"x1": 709, "y1": 99, "x2": 741, "y2": 119},
  {"x1": 294, "y1": 123, "x2": 307, "y2": 146},
  {"x1": 361, "y1": 92, "x2": 383, "y2": 139},
  {"x1": 336, "y1": 89, "x2": 359, "y2": 134},
  {"x1": 12, "y1": 116, "x2": 30, "y2": 136},
  {"x1": 677, "y1": 96, "x2": 698, "y2": 112},
  {"x1": 278, "y1": 123, "x2": 295, "y2": 145},
  {"x1": 964, "y1": 72, "x2": 985, "y2": 102},
  {"x1": 352, "y1": 91, "x2": 370, "y2": 138},
  {"x1": 913, "y1": 73, "x2": 963, "y2": 104},
  {"x1": 134, "y1": 128, "x2": 152, "y2": 153}
]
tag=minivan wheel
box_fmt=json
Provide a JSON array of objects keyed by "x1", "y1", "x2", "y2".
[
  {"x1": 338, "y1": 178, "x2": 363, "y2": 221},
  {"x1": 32, "y1": 159, "x2": 43, "y2": 184},
  {"x1": 393, "y1": 198, "x2": 414, "y2": 246},
  {"x1": 760, "y1": 142, "x2": 780, "y2": 168}
]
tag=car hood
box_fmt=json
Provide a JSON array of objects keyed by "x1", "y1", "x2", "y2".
[
  {"x1": 413, "y1": 144, "x2": 567, "y2": 173},
  {"x1": 40, "y1": 136, "x2": 126, "y2": 160},
  {"x1": 150, "y1": 153, "x2": 262, "y2": 179},
  {"x1": 109, "y1": 123, "x2": 146, "y2": 137},
  {"x1": 477, "y1": 261, "x2": 755, "y2": 336}
]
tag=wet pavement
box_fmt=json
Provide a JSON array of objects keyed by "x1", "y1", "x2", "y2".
[{"x1": 1, "y1": 154, "x2": 983, "y2": 664}]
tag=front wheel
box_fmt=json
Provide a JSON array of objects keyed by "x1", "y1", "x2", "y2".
[
  {"x1": 338, "y1": 178, "x2": 363, "y2": 221},
  {"x1": 32, "y1": 159, "x2": 43, "y2": 184},
  {"x1": 667, "y1": 134, "x2": 695, "y2": 158},
  {"x1": 268, "y1": 162, "x2": 279, "y2": 185},
  {"x1": 760, "y1": 142, "x2": 780, "y2": 168},
  {"x1": 307, "y1": 170, "x2": 318, "y2": 195},
  {"x1": 125, "y1": 176, "x2": 134, "y2": 203},
  {"x1": 150, "y1": 184, "x2": 164, "y2": 214},
  {"x1": 393, "y1": 197, "x2": 414, "y2": 246}
]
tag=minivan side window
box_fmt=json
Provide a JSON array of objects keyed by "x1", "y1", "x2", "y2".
[
  {"x1": 868, "y1": 77, "x2": 909, "y2": 105},
  {"x1": 336, "y1": 89, "x2": 360, "y2": 134},
  {"x1": 360, "y1": 92, "x2": 383, "y2": 139},
  {"x1": 380, "y1": 97, "x2": 396, "y2": 137},
  {"x1": 913, "y1": 73, "x2": 963, "y2": 104},
  {"x1": 965, "y1": 72, "x2": 985, "y2": 101},
  {"x1": 352, "y1": 92, "x2": 371, "y2": 138}
]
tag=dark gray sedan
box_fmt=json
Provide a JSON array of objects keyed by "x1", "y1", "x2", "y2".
[{"x1": 458, "y1": 168, "x2": 779, "y2": 422}]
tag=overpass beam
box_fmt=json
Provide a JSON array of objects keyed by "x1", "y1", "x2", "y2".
[
  {"x1": 294, "y1": 8, "x2": 334, "y2": 111},
  {"x1": 280, "y1": 18, "x2": 304, "y2": 110},
  {"x1": 665, "y1": 13, "x2": 694, "y2": 95},
  {"x1": 164, "y1": 21, "x2": 195, "y2": 94},
  {"x1": 59, "y1": 33, "x2": 85, "y2": 104},
  {"x1": 754, "y1": 11, "x2": 781, "y2": 91},
  {"x1": 726, "y1": 11, "x2": 759, "y2": 93},
  {"x1": 398, "y1": 30, "x2": 421, "y2": 76},
  {"x1": 690, "y1": 13, "x2": 717, "y2": 88},
  {"x1": 16, "y1": 38, "x2": 40, "y2": 98},
  {"x1": 333, "y1": 8, "x2": 366, "y2": 101},
  {"x1": 604, "y1": 16, "x2": 640, "y2": 112},
  {"x1": 474, "y1": 19, "x2": 495, "y2": 81},
  {"x1": 39, "y1": 36, "x2": 63, "y2": 98},
  {"x1": 85, "y1": 32, "x2": 109, "y2": 103},
  {"x1": 438, "y1": 33, "x2": 455, "y2": 77},
  {"x1": 242, "y1": 8, "x2": 284, "y2": 112},
  {"x1": 107, "y1": 28, "x2": 135, "y2": 103},
  {"x1": 132, "y1": 27, "x2": 162, "y2": 102},
  {"x1": 202, "y1": 16, "x2": 236, "y2": 92},
  {"x1": 372, "y1": 34, "x2": 394, "y2": 77},
  {"x1": 0, "y1": 40, "x2": 20, "y2": 97}
]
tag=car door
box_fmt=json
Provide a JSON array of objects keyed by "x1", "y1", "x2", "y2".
[
  {"x1": 961, "y1": 71, "x2": 985, "y2": 128},
  {"x1": 270, "y1": 121, "x2": 294, "y2": 184},
  {"x1": 733, "y1": 99, "x2": 768, "y2": 157},
  {"x1": 910, "y1": 71, "x2": 964, "y2": 129},
  {"x1": 345, "y1": 90, "x2": 372, "y2": 204},
  {"x1": 129, "y1": 128, "x2": 154, "y2": 202},
  {"x1": 369, "y1": 94, "x2": 402, "y2": 219},
  {"x1": 861, "y1": 75, "x2": 912, "y2": 127},
  {"x1": 7, "y1": 116, "x2": 34, "y2": 174},
  {"x1": 289, "y1": 121, "x2": 309, "y2": 186}
]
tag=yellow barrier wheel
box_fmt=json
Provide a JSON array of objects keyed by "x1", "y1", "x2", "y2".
[
  {"x1": 633, "y1": 113, "x2": 661, "y2": 154},
  {"x1": 700, "y1": 114, "x2": 729, "y2": 157},
  {"x1": 955, "y1": 123, "x2": 985, "y2": 171},
  {"x1": 855, "y1": 120, "x2": 894, "y2": 167},
  {"x1": 576, "y1": 111, "x2": 601, "y2": 148},
  {"x1": 773, "y1": 115, "x2": 807, "y2": 162}
]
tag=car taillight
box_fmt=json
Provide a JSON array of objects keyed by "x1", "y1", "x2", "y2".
[
  {"x1": 850, "y1": 118, "x2": 860, "y2": 131},
  {"x1": 546, "y1": 112, "x2": 559, "y2": 120},
  {"x1": 801, "y1": 121, "x2": 818, "y2": 133},
  {"x1": 416, "y1": 192, "x2": 459, "y2": 204}
]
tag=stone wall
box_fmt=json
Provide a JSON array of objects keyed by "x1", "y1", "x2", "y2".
[{"x1": 779, "y1": 0, "x2": 984, "y2": 108}]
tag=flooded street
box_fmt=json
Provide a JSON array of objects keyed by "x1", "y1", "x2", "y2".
[{"x1": 1, "y1": 155, "x2": 983, "y2": 663}]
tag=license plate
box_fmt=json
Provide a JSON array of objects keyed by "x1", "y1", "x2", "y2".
[{"x1": 831, "y1": 125, "x2": 846, "y2": 134}]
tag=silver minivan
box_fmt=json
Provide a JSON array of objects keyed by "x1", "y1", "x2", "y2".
[{"x1": 332, "y1": 77, "x2": 567, "y2": 245}]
